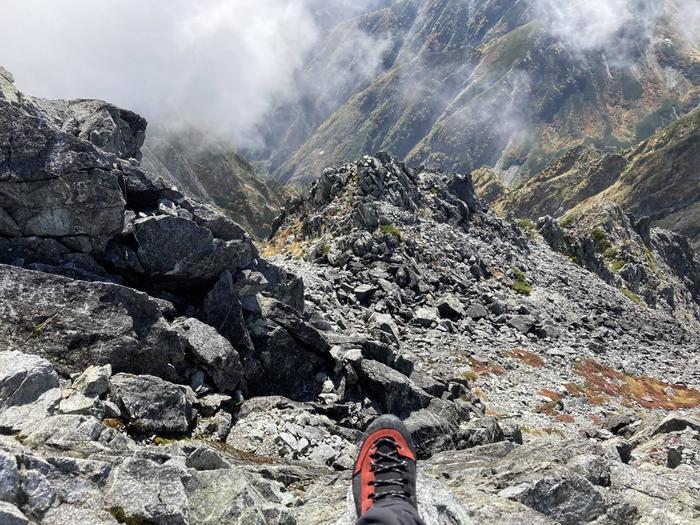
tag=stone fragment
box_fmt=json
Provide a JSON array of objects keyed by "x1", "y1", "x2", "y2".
[
  {"x1": 507, "y1": 315, "x2": 536, "y2": 334},
  {"x1": 0, "y1": 502, "x2": 28, "y2": 525},
  {"x1": 413, "y1": 307, "x2": 439, "y2": 328},
  {"x1": 72, "y1": 365, "x2": 112, "y2": 397},
  {"x1": 0, "y1": 451, "x2": 19, "y2": 504},
  {"x1": 202, "y1": 270, "x2": 253, "y2": 351},
  {"x1": 133, "y1": 215, "x2": 252, "y2": 283},
  {"x1": 354, "y1": 284, "x2": 377, "y2": 301},
  {"x1": 368, "y1": 313, "x2": 400, "y2": 346},
  {"x1": 260, "y1": 298, "x2": 330, "y2": 354},
  {"x1": 109, "y1": 374, "x2": 192, "y2": 434},
  {"x1": 173, "y1": 317, "x2": 243, "y2": 393},
  {"x1": 437, "y1": 295, "x2": 466, "y2": 319},
  {"x1": 19, "y1": 470, "x2": 55, "y2": 514},
  {"x1": 59, "y1": 393, "x2": 105, "y2": 419},
  {"x1": 0, "y1": 351, "x2": 59, "y2": 409},
  {"x1": 465, "y1": 305, "x2": 489, "y2": 320},
  {"x1": 356, "y1": 360, "x2": 432, "y2": 415}
]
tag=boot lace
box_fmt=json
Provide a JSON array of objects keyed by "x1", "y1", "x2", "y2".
[{"x1": 368, "y1": 437, "x2": 410, "y2": 502}]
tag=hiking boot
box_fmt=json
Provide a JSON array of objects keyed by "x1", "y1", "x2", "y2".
[{"x1": 352, "y1": 414, "x2": 418, "y2": 517}]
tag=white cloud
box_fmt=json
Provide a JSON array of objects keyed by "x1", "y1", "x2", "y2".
[
  {"x1": 0, "y1": 0, "x2": 384, "y2": 147},
  {"x1": 674, "y1": 0, "x2": 700, "y2": 43},
  {"x1": 530, "y1": 0, "x2": 663, "y2": 62}
]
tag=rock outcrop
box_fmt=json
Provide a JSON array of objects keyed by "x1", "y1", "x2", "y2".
[{"x1": 1, "y1": 66, "x2": 699, "y2": 524}]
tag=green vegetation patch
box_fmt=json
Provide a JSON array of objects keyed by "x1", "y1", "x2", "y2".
[
  {"x1": 516, "y1": 219, "x2": 537, "y2": 240},
  {"x1": 511, "y1": 267, "x2": 533, "y2": 296},
  {"x1": 591, "y1": 227, "x2": 612, "y2": 253},
  {"x1": 635, "y1": 99, "x2": 680, "y2": 141},
  {"x1": 380, "y1": 223, "x2": 403, "y2": 242},
  {"x1": 610, "y1": 259, "x2": 626, "y2": 272},
  {"x1": 621, "y1": 288, "x2": 643, "y2": 305},
  {"x1": 560, "y1": 215, "x2": 576, "y2": 229},
  {"x1": 621, "y1": 72, "x2": 643, "y2": 101}
]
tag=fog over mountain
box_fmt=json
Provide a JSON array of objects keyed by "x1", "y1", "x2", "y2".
[
  {"x1": 2, "y1": 0, "x2": 698, "y2": 152},
  {"x1": 0, "y1": 0, "x2": 388, "y2": 147}
]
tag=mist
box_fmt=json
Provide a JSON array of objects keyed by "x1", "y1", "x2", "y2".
[
  {"x1": 0, "y1": 0, "x2": 386, "y2": 148},
  {"x1": 531, "y1": 0, "x2": 700, "y2": 63}
]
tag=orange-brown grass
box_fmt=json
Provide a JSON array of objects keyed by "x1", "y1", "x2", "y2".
[
  {"x1": 536, "y1": 400, "x2": 559, "y2": 416},
  {"x1": 540, "y1": 389, "x2": 562, "y2": 401},
  {"x1": 471, "y1": 386, "x2": 489, "y2": 401},
  {"x1": 509, "y1": 349, "x2": 545, "y2": 368},
  {"x1": 103, "y1": 418, "x2": 125, "y2": 431},
  {"x1": 564, "y1": 383, "x2": 585, "y2": 397},
  {"x1": 575, "y1": 358, "x2": 700, "y2": 410},
  {"x1": 261, "y1": 238, "x2": 306, "y2": 259},
  {"x1": 469, "y1": 357, "x2": 505, "y2": 376}
]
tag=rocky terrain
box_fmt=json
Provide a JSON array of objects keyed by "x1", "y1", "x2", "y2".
[
  {"x1": 2, "y1": 63, "x2": 700, "y2": 525},
  {"x1": 252, "y1": 0, "x2": 699, "y2": 187}
]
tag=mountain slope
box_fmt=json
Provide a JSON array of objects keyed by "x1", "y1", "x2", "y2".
[
  {"x1": 142, "y1": 128, "x2": 288, "y2": 239},
  {"x1": 484, "y1": 106, "x2": 700, "y2": 250},
  {"x1": 264, "y1": 0, "x2": 699, "y2": 186}
]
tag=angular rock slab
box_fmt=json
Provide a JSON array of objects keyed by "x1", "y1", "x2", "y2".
[
  {"x1": 105, "y1": 457, "x2": 189, "y2": 525},
  {"x1": 0, "y1": 264, "x2": 186, "y2": 379},
  {"x1": 110, "y1": 374, "x2": 192, "y2": 434},
  {"x1": 187, "y1": 468, "x2": 296, "y2": 524},
  {"x1": 0, "y1": 351, "x2": 58, "y2": 410}
]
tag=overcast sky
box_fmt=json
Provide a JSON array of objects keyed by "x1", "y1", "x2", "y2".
[{"x1": 1, "y1": 0, "x2": 338, "y2": 146}]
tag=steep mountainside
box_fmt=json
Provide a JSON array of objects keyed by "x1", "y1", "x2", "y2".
[
  {"x1": 482, "y1": 106, "x2": 700, "y2": 251},
  {"x1": 259, "y1": 0, "x2": 699, "y2": 185},
  {"x1": 2, "y1": 66, "x2": 700, "y2": 524},
  {"x1": 142, "y1": 128, "x2": 288, "y2": 239}
]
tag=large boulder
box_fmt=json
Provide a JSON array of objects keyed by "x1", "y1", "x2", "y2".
[
  {"x1": 0, "y1": 103, "x2": 125, "y2": 255},
  {"x1": 132, "y1": 215, "x2": 253, "y2": 283},
  {"x1": 33, "y1": 98, "x2": 147, "y2": 161},
  {"x1": 0, "y1": 264, "x2": 186, "y2": 380}
]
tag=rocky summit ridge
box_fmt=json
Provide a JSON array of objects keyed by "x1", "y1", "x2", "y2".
[{"x1": 1, "y1": 65, "x2": 700, "y2": 525}]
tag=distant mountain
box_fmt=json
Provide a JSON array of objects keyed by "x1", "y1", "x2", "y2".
[
  {"x1": 254, "y1": 0, "x2": 699, "y2": 186},
  {"x1": 480, "y1": 106, "x2": 700, "y2": 251},
  {"x1": 142, "y1": 128, "x2": 288, "y2": 239}
]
